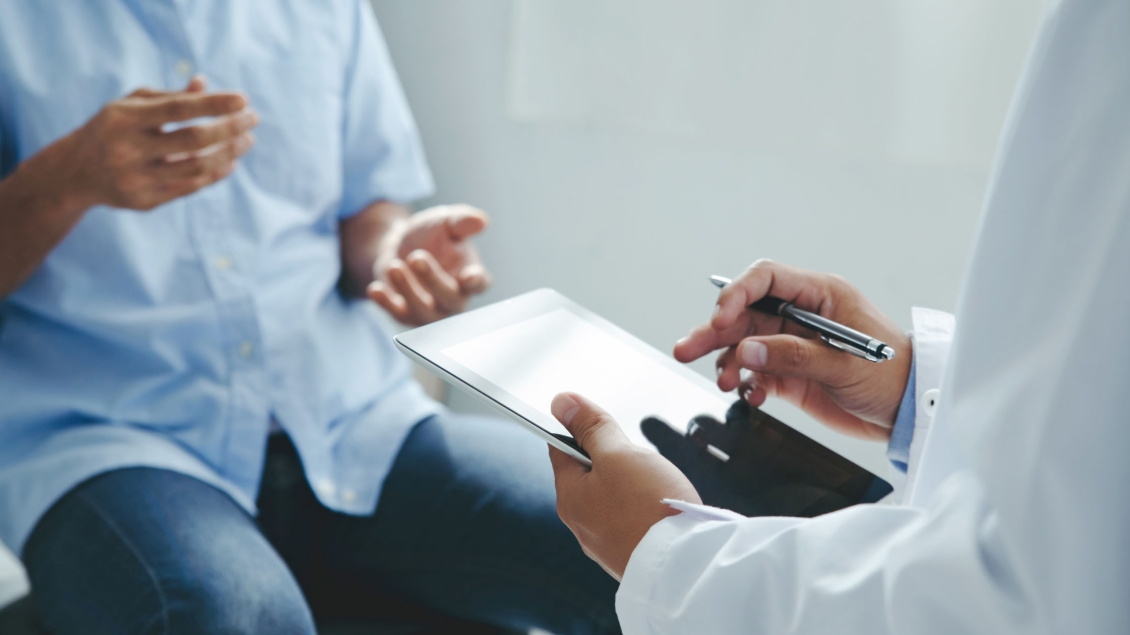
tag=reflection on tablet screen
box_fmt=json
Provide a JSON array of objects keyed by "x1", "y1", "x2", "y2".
[{"x1": 443, "y1": 308, "x2": 729, "y2": 449}]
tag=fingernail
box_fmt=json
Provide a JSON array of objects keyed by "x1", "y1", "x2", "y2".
[
  {"x1": 411, "y1": 258, "x2": 428, "y2": 273},
  {"x1": 715, "y1": 364, "x2": 724, "y2": 377},
  {"x1": 739, "y1": 368, "x2": 753, "y2": 383},
  {"x1": 740, "y1": 341, "x2": 768, "y2": 368},
  {"x1": 711, "y1": 304, "x2": 722, "y2": 321},
  {"x1": 675, "y1": 337, "x2": 688, "y2": 347},
  {"x1": 551, "y1": 393, "x2": 581, "y2": 425}
]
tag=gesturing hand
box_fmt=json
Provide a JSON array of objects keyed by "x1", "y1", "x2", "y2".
[
  {"x1": 367, "y1": 204, "x2": 492, "y2": 326},
  {"x1": 547, "y1": 392, "x2": 700, "y2": 581},
  {"x1": 65, "y1": 76, "x2": 257, "y2": 211},
  {"x1": 674, "y1": 259, "x2": 912, "y2": 441}
]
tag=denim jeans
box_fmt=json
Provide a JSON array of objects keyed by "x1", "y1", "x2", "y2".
[{"x1": 22, "y1": 414, "x2": 621, "y2": 635}]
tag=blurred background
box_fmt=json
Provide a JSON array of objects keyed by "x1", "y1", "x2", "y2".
[
  {"x1": 371, "y1": 0, "x2": 1045, "y2": 475},
  {"x1": 0, "y1": 0, "x2": 1049, "y2": 615}
]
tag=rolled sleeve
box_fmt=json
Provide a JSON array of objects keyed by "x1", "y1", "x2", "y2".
[{"x1": 338, "y1": 0, "x2": 435, "y2": 217}]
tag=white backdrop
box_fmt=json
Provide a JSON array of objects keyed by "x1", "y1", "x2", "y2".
[{"x1": 370, "y1": 0, "x2": 1045, "y2": 474}]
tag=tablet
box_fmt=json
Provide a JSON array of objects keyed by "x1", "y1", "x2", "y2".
[{"x1": 394, "y1": 288, "x2": 732, "y2": 466}]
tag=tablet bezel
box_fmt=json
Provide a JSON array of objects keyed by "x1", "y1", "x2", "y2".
[{"x1": 394, "y1": 288, "x2": 732, "y2": 468}]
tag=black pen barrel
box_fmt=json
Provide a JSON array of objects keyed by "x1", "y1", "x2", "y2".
[{"x1": 750, "y1": 297, "x2": 872, "y2": 349}]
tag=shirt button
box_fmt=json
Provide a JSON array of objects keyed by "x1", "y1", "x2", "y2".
[
  {"x1": 922, "y1": 388, "x2": 941, "y2": 418},
  {"x1": 341, "y1": 489, "x2": 357, "y2": 504},
  {"x1": 175, "y1": 59, "x2": 194, "y2": 77},
  {"x1": 238, "y1": 341, "x2": 254, "y2": 359},
  {"x1": 315, "y1": 479, "x2": 336, "y2": 498},
  {"x1": 214, "y1": 256, "x2": 233, "y2": 271}
]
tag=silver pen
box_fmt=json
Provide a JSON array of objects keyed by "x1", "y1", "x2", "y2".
[{"x1": 710, "y1": 275, "x2": 895, "y2": 363}]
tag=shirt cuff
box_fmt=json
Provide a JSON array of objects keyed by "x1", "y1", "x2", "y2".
[{"x1": 886, "y1": 352, "x2": 917, "y2": 474}]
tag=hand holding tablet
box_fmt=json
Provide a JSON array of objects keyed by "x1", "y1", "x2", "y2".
[{"x1": 394, "y1": 289, "x2": 890, "y2": 515}]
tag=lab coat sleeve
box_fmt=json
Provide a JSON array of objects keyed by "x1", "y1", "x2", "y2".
[{"x1": 616, "y1": 473, "x2": 1024, "y2": 635}]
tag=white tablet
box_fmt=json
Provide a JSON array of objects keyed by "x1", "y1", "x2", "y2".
[{"x1": 394, "y1": 288, "x2": 731, "y2": 466}]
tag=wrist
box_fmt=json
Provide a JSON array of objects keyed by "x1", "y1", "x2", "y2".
[
  {"x1": 47, "y1": 130, "x2": 102, "y2": 212},
  {"x1": 17, "y1": 130, "x2": 101, "y2": 218}
]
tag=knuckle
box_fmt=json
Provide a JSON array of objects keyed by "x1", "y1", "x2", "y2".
[
  {"x1": 826, "y1": 273, "x2": 851, "y2": 292},
  {"x1": 185, "y1": 126, "x2": 208, "y2": 147},
  {"x1": 749, "y1": 258, "x2": 775, "y2": 271},
  {"x1": 787, "y1": 338, "x2": 810, "y2": 369},
  {"x1": 106, "y1": 145, "x2": 135, "y2": 168},
  {"x1": 186, "y1": 161, "x2": 208, "y2": 178},
  {"x1": 167, "y1": 100, "x2": 188, "y2": 121},
  {"x1": 574, "y1": 413, "x2": 609, "y2": 447}
]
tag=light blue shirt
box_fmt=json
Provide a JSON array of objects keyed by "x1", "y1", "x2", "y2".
[{"x1": 0, "y1": 0, "x2": 440, "y2": 553}]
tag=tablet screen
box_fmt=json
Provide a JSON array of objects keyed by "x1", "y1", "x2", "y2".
[{"x1": 443, "y1": 308, "x2": 730, "y2": 448}]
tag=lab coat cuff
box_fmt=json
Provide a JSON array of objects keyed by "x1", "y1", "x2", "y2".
[
  {"x1": 617, "y1": 512, "x2": 706, "y2": 634},
  {"x1": 901, "y1": 307, "x2": 955, "y2": 506}
]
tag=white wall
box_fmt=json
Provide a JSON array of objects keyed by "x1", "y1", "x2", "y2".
[{"x1": 370, "y1": 0, "x2": 1045, "y2": 474}]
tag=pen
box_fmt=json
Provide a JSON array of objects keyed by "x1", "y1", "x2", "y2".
[{"x1": 709, "y1": 275, "x2": 895, "y2": 363}]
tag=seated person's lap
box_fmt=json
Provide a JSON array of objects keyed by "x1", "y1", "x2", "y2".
[{"x1": 23, "y1": 414, "x2": 620, "y2": 635}]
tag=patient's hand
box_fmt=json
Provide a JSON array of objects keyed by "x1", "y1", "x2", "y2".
[
  {"x1": 674, "y1": 259, "x2": 911, "y2": 441},
  {"x1": 547, "y1": 392, "x2": 700, "y2": 581},
  {"x1": 367, "y1": 204, "x2": 492, "y2": 326}
]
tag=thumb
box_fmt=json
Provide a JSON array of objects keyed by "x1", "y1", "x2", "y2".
[
  {"x1": 551, "y1": 393, "x2": 630, "y2": 457},
  {"x1": 737, "y1": 335, "x2": 852, "y2": 386},
  {"x1": 444, "y1": 205, "x2": 489, "y2": 241}
]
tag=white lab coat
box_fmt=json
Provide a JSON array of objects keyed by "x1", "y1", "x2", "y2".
[{"x1": 615, "y1": 0, "x2": 1130, "y2": 633}]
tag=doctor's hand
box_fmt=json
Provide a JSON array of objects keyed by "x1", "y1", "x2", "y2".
[
  {"x1": 367, "y1": 204, "x2": 492, "y2": 326},
  {"x1": 547, "y1": 392, "x2": 701, "y2": 581},
  {"x1": 675, "y1": 259, "x2": 911, "y2": 441}
]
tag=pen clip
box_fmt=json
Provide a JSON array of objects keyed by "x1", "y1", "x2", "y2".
[{"x1": 821, "y1": 335, "x2": 885, "y2": 363}]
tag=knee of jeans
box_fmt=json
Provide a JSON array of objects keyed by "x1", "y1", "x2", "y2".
[{"x1": 167, "y1": 568, "x2": 316, "y2": 635}]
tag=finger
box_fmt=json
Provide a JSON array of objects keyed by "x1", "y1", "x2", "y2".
[
  {"x1": 367, "y1": 281, "x2": 412, "y2": 323},
  {"x1": 386, "y1": 260, "x2": 441, "y2": 324},
  {"x1": 129, "y1": 87, "x2": 170, "y2": 99},
  {"x1": 443, "y1": 205, "x2": 490, "y2": 241},
  {"x1": 129, "y1": 76, "x2": 207, "y2": 100},
  {"x1": 457, "y1": 263, "x2": 492, "y2": 295},
  {"x1": 736, "y1": 335, "x2": 855, "y2": 386},
  {"x1": 551, "y1": 393, "x2": 631, "y2": 457},
  {"x1": 405, "y1": 250, "x2": 464, "y2": 312},
  {"x1": 764, "y1": 376, "x2": 891, "y2": 441},
  {"x1": 136, "y1": 91, "x2": 249, "y2": 127},
  {"x1": 715, "y1": 346, "x2": 744, "y2": 392},
  {"x1": 738, "y1": 380, "x2": 769, "y2": 408},
  {"x1": 185, "y1": 75, "x2": 207, "y2": 92},
  {"x1": 151, "y1": 110, "x2": 258, "y2": 156},
  {"x1": 676, "y1": 307, "x2": 787, "y2": 363},
  {"x1": 713, "y1": 260, "x2": 836, "y2": 332},
  {"x1": 155, "y1": 133, "x2": 254, "y2": 179},
  {"x1": 675, "y1": 314, "x2": 752, "y2": 363},
  {"x1": 547, "y1": 444, "x2": 587, "y2": 486},
  {"x1": 154, "y1": 160, "x2": 238, "y2": 203}
]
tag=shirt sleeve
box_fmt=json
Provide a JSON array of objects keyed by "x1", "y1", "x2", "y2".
[
  {"x1": 338, "y1": 0, "x2": 435, "y2": 218},
  {"x1": 886, "y1": 349, "x2": 917, "y2": 474}
]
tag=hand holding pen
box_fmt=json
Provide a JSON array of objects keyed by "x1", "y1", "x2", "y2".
[{"x1": 674, "y1": 259, "x2": 913, "y2": 441}]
